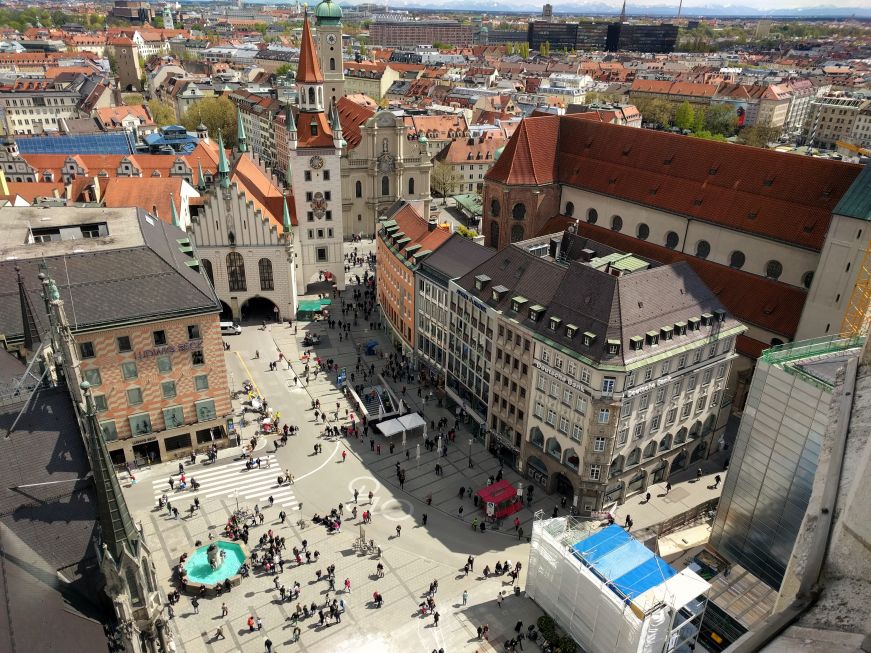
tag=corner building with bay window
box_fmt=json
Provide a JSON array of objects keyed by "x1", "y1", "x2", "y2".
[{"x1": 451, "y1": 227, "x2": 745, "y2": 512}]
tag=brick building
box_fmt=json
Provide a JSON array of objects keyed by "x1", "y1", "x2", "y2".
[{"x1": 0, "y1": 206, "x2": 232, "y2": 466}]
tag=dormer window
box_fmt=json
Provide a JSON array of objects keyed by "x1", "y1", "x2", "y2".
[
  {"x1": 701, "y1": 312, "x2": 714, "y2": 326},
  {"x1": 675, "y1": 321, "x2": 687, "y2": 336},
  {"x1": 688, "y1": 317, "x2": 701, "y2": 331},
  {"x1": 310, "y1": 121, "x2": 318, "y2": 137},
  {"x1": 607, "y1": 339, "x2": 620, "y2": 355},
  {"x1": 549, "y1": 316, "x2": 561, "y2": 331},
  {"x1": 645, "y1": 331, "x2": 659, "y2": 346},
  {"x1": 660, "y1": 326, "x2": 673, "y2": 341},
  {"x1": 630, "y1": 336, "x2": 644, "y2": 351},
  {"x1": 474, "y1": 274, "x2": 491, "y2": 291},
  {"x1": 528, "y1": 305, "x2": 545, "y2": 322},
  {"x1": 714, "y1": 308, "x2": 726, "y2": 323},
  {"x1": 566, "y1": 324, "x2": 578, "y2": 338},
  {"x1": 492, "y1": 284, "x2": 508, "y2": 302},
  {"x1": 583, "y1": 331, "x2": 597, "y2": 346},
  {"x1": 511, "y1": 296, "x2": 527, "y2": 313}
]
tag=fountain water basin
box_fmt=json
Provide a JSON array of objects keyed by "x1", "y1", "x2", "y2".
[{"x1": 183, "y1": 540, "x2": 248, "y2": 590}]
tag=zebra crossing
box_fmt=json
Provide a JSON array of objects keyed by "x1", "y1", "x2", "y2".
[{"x1": 151, "y1": 454, "x2": 298, "y2": 509}]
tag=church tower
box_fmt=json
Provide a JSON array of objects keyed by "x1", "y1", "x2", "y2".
[
  {"x1": 314, "y1": 0, "x2": 345, "y2": 106},
  {"x1": 289, "y1": 11, "x2": 345, "y2": 292},
  {"x1": 162, "y1": 5, "x2": 174, "y2": 30}
]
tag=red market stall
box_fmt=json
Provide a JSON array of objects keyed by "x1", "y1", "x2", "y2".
[{"x1": 476, "y1": 479, "x2": 522, "y2": 520}]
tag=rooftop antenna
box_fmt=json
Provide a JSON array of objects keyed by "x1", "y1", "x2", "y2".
[{"x1": 677, "y1": 0, "x2": 683, "y2": 19}]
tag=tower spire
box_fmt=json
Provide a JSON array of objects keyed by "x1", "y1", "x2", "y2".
[
  {"x1": 217, "y1": 129, "x2": 230, "y2": 189},
  {"x1": 620, "y1": 0, "x2": 626, "y2": 22},
  {"x1": 282, "y1": 194, "x2": 292, "y2": 234},
  {"x1": 236, "y1": 109, "x2": 247, "y2": 154},
  {"x1": 197, "y1": 160, "x2": 206, "y2": 191}
]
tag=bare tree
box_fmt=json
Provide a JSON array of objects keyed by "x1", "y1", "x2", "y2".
[{"x1": 431, "y1": 162, "x2": 460, "y2": 204}]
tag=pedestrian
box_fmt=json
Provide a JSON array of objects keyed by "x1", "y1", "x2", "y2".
[
  {"x1": 422, "y1": 513, "x2": 428, "y2": 526},
  {"x1": 624, "y1": 514, "x2": 632, "y2": 528},
  {"x1": 697, "y1": 467, "x2": 703, "y2": 480},
  {"x1": 247, "y1": 615, "x2": 256, "y2": 632},
  {"x1": 269, "y1": 495, "x2": 274, "y2": 507},
  {"x1": 214, "y1": 627, "x2": 225, "y2": 640},
  {"x1": 368, "y1": 490, "x2": 374, "y2": 504},
  {"x1": 458, "y1": 505, "x2": 464, "y2": 520},
  {"x1": 433, "y1": 611, "x2": 440, "y2": 627},
  {"x1": 191, "y1": 597, "x2": 200, "y2": 614},
  {"x1": 645, "y1": 492, "x2": 651, "y2": 503},
  {"x1": 515, "y1": 620, "x2": 523, "y2": 634},
  {"x1": 665, "y1": 482, "x2": 672, "y2": 494},
  {"x1": 342, "y1": 450, "x2": 347, "y2": 463},
  {"x1": 395, "y1": 524, "x2": 401, "y2": 537},
  {"x1": 344, "y1": 578, "x2": 351, "y2": 593},
  {"x1": 265, "y1": 638, "x2": 273, "y2": 653},
  {"x1": 714, "y1": 474, "x2": 722, "y2": 488},
  {"x1": 353, "y1": 488, "x2": 359, "y2": 503},
  {"x1": 166, "y1": 603, "x2": 174, "y2": 619},
  {"x1": 280, "y1": 510, "x2": 286, "y2": 523},
  {"x1": 256, "y1": 617, "x2": 263, "y2": 630},
  {"x1": 518, "y1": 526, "x2": 524, "y2": 540},
  {"x1": 221, "y1": 602, "x2": 228, "y2": 617},
  {"x1": 497, "y1": 592, "x2": 503, "y2": 608},
  {"x1": 462, "y1": 590, "x2": 468, "y2": 606},
  {"x1": 468, "y1": 555, "x2": 474, "y2": 572}
]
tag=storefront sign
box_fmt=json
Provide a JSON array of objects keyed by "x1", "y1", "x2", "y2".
[
  {"x1": 456, "y1": 288, "x2": 487, "y2": 313},
  {"x1": 135, "y1": 339, "x2": 203, "y2": 360},
  {"x1": 625, "y1": 375, "x2": 672, "y2": 398},
  {"x1": 533, "y1": 359, "x2": 584, "y2": 391}
]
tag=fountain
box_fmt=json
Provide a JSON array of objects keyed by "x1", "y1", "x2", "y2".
[{"x1": 182, "y1": 539, "x2": 249, "y2": 595}]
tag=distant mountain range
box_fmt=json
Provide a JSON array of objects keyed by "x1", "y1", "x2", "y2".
[{"x1": 330, "y1": 0, "x2": 871, "y2": 17}]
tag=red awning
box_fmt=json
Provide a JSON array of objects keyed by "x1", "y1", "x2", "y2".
[{"x1": 476, "y1": 479, "x2": 517, "y2": 504}]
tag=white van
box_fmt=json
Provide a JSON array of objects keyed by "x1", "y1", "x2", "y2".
[{"x1": 220, "y1": 321, "x2": 242, "y2": 335}]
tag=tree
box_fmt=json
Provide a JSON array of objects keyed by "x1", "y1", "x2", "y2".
[
  {"x1": 736, "y1": 124, "x2": 781, "y2": 148},
  {"x1": 539, "y1": 40, "x2": 551, "y2": 57},
  {"x1": 585, "y1": 91, "x2": 622, "y2": 104},
  {"x1": 122, "y1": 93, "x2": 145, "y2": 106},
  {"x1": 455, "y1": 224, "x2": 478, "y2": 239},
  {"x1": 432, "y1": 41, "x2": 450, "y2": 50},
  {"x1": 704, "y1": 103, "x2": 739, "y2": 136},
  {"x1": 275, "y1": 63, "x2": 295, "y2": 77},
  {"x1": 634, "y1": 97, "x2": 674, "y2": 128},
  {"x1": 518, "y1": 42, "x2": 530, "y2": 59},
  {"x1": 148, "y1": 99, "x2": 177, "y2": 126},
  {"x1": 674, "y1": 101, "x2": 694, "y2": 131},
  {"x1": 182, "y1": 96, "x2": 237, "y2": 147},
  {"x1": 431, "y1": 162, "x2": 460, "y2": 203}
]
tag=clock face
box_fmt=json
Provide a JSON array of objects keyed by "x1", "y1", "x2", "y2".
[
  {"x1": 309, "y1": 155, "x2": 324, "y2": 170},
  {"x1": 326, "y1": 34, "x2": 337, "y2": 45}
]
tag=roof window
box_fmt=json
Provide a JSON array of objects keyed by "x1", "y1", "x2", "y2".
[
  {"x1": 566, "y1": 324, "x2": 578, "y2": 338},
  {"x1": 549, "y1": 316, "x2": 561, "y2": 331},
  {"x1": 583, "y1": 331, "x2": 597, "y2": 346},
  {"x1": 630, "y1": 336, "x2": 644, "y2": 351},
  {"x1": 607, "y1": 339, "x2": 620, "y2": 355},
  {"x1": 645, "y1": 331, "x2": 659, "y2": 346},
  {"x1": 528, "y1": 305, "x2": 545, "y2": 322},
  {"x1": 511, "y1": 296, "x2": 527, "y2": 312},
  {"x1": 474, "y1": 274, "x2": 491, "y2": 291},
  {"x1": 492, "y1": 284, "x2": 508, "y2": 301},
  {"x1": 701, "y1": 312, "x2": 714, "y2": 326}
]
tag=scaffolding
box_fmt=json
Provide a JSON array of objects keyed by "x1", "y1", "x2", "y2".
[
  {"x1": 841, "y1": 242, "x2": 871, "y2": 338},
  {"x1": 526, "y1": 517, "x2": 709, "y2": 653}
]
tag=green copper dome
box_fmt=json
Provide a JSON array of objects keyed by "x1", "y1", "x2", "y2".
[{"x1": 315, "y1": 0, "x2": 343, "y2": 25}]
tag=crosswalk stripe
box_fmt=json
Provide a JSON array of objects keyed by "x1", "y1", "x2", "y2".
[
  {"x1": 153, "y1": 470, "x2": 280, "y2": 499},
  {"x1": 200, "y1": 477, "x2": 287, "y2": 499},
  {"x1": 150, "y1": 455, "x2": 279, "y2": 487}
]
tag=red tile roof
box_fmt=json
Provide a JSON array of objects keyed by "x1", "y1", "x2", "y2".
[
  {"x1": 295, "y1": 15, "x2": 323, "y2": 84},
  {"x1": 296, "y1": 111, "x2": 334, "y2": 149},
  {"x1": 102, "y1": 177, "x2": 185, "y2": 224},
  {"x1": 384, "y1": 203, "x2": 452, "y2": 265},
  {"x1": 555, "y1": 118, "x2": 861, "y2": 251},
  {"x1": 539, "y1": 216, "x2": 807, "y2": 339},
  {"x1": 336, "y1": 96, "x2": 375, "y2": 150},
  {"x1": 230, "y1": 154, "x2": 293, "y2": 228},
  {"x1": 485, "y1": 115, "x2": 560, "y2": 186}
]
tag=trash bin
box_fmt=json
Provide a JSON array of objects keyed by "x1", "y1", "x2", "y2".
[{"x1": 514, "y1": 586, "x2": 521, "y2": 597}]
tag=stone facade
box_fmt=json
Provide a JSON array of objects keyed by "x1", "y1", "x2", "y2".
[{"x1": 482, "y1": 180, "x2": 561, "y2": 250}]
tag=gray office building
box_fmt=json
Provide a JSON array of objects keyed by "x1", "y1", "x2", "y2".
[{"x1": 709, "y1": 336, "x2": 864, "y2": 589}]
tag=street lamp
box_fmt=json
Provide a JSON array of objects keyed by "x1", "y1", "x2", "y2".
[{"x1": 468, "y1": 438, "x2": 473, "y2": 469}]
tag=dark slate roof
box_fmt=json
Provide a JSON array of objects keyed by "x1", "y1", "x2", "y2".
[
  {"x1": 0, "y1": 363, "x2": 109, "y2": 653},
  {"x1": 457, "y1": 232, "x2": 741, "y2": 366},
  {"x1": 420, "y1": 233, "x2": 495, "y2": 282},
  {"x1": 0, "y1": 209, "x2": 219, "y2": 344},
  {"x1": 834, "y1": 163, "x2": 871, "y2": 221}
]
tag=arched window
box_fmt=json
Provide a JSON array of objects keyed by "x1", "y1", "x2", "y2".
[
  {"x1": 696, "y1": 240, "x2": 711, "y2": 259},
  {"x1": 665, "y1": 231, "x2": 679, "y2": 249},
  {"x1": 643, "y1": 441, "x2": 657, "y2": 458},
  {"x1": 201, "y1": 258, "x2": 214, "y2": 285},
  {"x1": 627, "y1": 447, "x2": 641, "y2": 466},
  {"x1": 802, "y1": 271, "x2": 814, "y2": 289},
  {"x1": 637, "y1": 223, "x2": 650, "y2": 240},
  {"x1": 766, "y1": 260, "x2": 783, "y2": 280},
  {"x1": 611, "y1": 215, "x2": 623, "y2": 232},
  {"x1": 512, "y1": 203, "x2": 526, "y2": 220},
  {"x1": 125, "y1": 567, "x2": 143, "y2": 607},
  {"x1": 511, "y1": 224, "x2": 524, "y2": 243},
  {"x1": 564, "y1": 449, "x2": 579, "y2": 471},
  {"x1": 408, "y1": 177, "x2": 415, "y2": 195},
  {"x1": 307, "y1": 87, "x2": 315, "y2": 105},
  {"x1": 689, "y1": 420, "x2": 702, "y2": 439},
  {"x1": 702, "y1": 415, "x2": 716, "y2": 435},
  {"x1": 258, "y1": 258, "x2": 274, "y2": 291},
  {"x1": 490, "y1": 199, "x2": 500, "y2": 217},
  {"x1": 530, "y1": 427, "x2": 544, "y2": 449},
  {"x1": 659, "y1": 434, "x2": 672, "y2": 451},
  {"x1": 587, "y1": 208, "x2": 598, "y2": 224},
  {"x1": 490, "y1": 221, "x2": 500, "y2": 248},
  {"x1": 355, "y1": 180, "x2": 362, "y2": 198},
  {"x1": 329, "y1": 57, "x2": 336, "y2": 71},
  {"x1": 565, "y1": 201, "x2": 574, "y2": 217},
  {"x1": 675, "y1": 427, "x2": 688, "y2": 444},
  {"x1": 546, "y1": 437, "x2": 562, "y2": 460},
  {"x1": 226, "y1": 252, "x2": 246, "y2": 292},
  {"x1": 381, "y1": 175, "x2": 389, "y2": 196},
  {"x1": 729, "y1": 250, "x2": 746, "y2": 269},
  {"x1": 611, "y1": 455, "x2": 625, "y2": 474}
]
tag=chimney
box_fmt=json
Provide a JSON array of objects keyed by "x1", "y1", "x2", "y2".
[
  {"x1": 579, "y1": 248, "x2": 595, "y2": 262},
  {"x1": 427, "y1": 216, "x2": 438, "y2": 232},
  {"x1": 548, "y1": 237, "x2": 559, "y2": 259}
]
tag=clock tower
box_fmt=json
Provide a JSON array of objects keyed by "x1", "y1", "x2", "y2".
[
  {"x1": 314, "y1": 0, "x2": 345, "y2": 106},
  {"x1": 289, "y1": 11, "x2": 345, "y2": 293}
]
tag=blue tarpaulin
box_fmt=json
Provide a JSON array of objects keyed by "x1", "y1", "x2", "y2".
[{"x1": 572, "y1": 525, "x2": 676, "y2": 601}]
